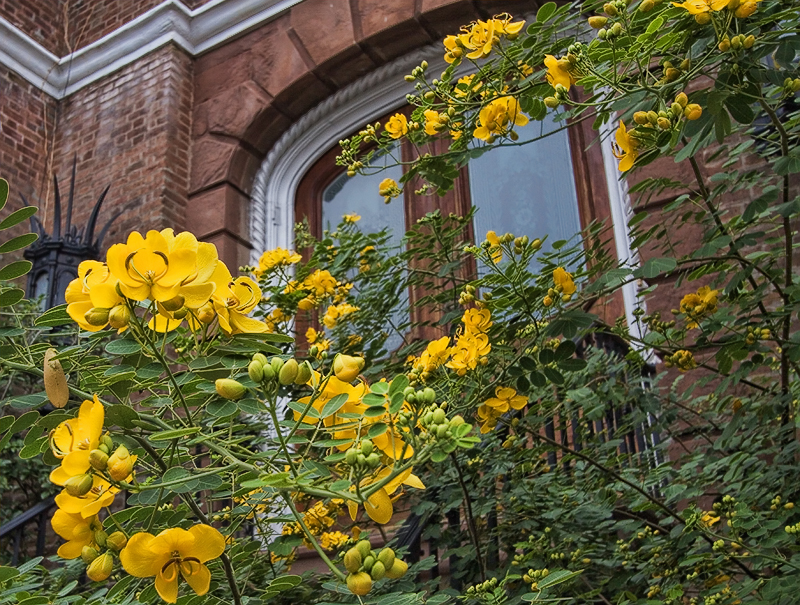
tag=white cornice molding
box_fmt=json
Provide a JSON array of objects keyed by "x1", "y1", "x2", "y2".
[{"x1": 0, "y1": 0, "x2": 301, "y2": 99}]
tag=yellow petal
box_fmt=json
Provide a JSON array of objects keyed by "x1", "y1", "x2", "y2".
[
  {"x1": 404, "y1": 473, "x2": 426, "y2": 490},
  {"x1": 148, "y1": 314, "x2": 184, "y2": 333},
  {"x1": 89, "y1": 283, "x2": 123, "y2": 309},
  {"x1": 194, "y1": 243, "x2": 219, "y2": 283},
  {"x1": 229, "y1": 314, "x2": 268, "y2": 335},
  {"x1": 120, "y1": 532, "x2": 162, "y2": 577},
  {"x1": 150, "y1": 283, "x2": 182, "y2": 303},
  {"x1": 81, "y1": 396, "x2": 105, "y2": 444},
  {"x1": 57, "y1": 540, "x2": 86, "y2": 559},
  {"x1": 156, "y1": 565, "x2": 180, "y2": 603},
  {"x1": 160, "y1": 248, "x2": 197, "y2": 288},
  {"x1": 365, "y1": 488, "x2": 393, "y2": 524},
  {"x1": 181, "y1": 561, "x2": 211, "y2": 596},
  {"x1": 67, "y1": 301, "x2": 104, "y2": 332},
  {"x1": 106, "y1": 244, "x2": 140, "y2": 288},
  {"x1": 181, "y1": 282, "x2": 215, "y2": 309},
  {"x1": 144, "y1": 229, "x2": 170, "y2": 256},
  {"x1": 49, "y1": 466, "x2": 71, "y2": 486},
  {"x1": 51, "y1": 508, "x2": 83, "y2": 540},
  {"x1": 61, "y1": 450, "x2": 91, "y2": 476},
  {"x1": 187, "y1": 525, "x2": 226, "y2": 563},
  {"x1": 119, "y1": 281, "x2": 151, "y2": 302}
]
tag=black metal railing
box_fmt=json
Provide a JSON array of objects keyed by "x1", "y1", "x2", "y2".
[{"x1": 0, "y1": 496, "x2": 56, "y2": 566}]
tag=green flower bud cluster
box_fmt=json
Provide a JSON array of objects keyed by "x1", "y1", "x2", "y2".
[
  {"x1": 746, "y1": 325, "x2": 771, "y2": 345},
  {"x1": 247, "y1": 353, "x2": 312, "y2": 387},
  {"x1": 344, "y1": 439, "x2": 382, "y2": 470},
  {"x1": 419, "y1": 403, "x2": 464, "y2": 441},
  {"x1": 785, "y1": 522, "x2": 800, "y2": 535},
  {"x1": 784, "y1": 77, "x2": 800, "y2": 94},
  {"x1": 343, "y1": 542, "x2": 408, "y2": 595},
  {"x1": 402, "y1": 386, "x2": 436, "y2": 406},
  {"x1": 465, "y1": 576, "x2": 498, "y2": 595},
  {"x1": 81, "y1": 521, "x2": 127, "y2": 582},
  {"x1": 522, "y1": 567, "x2": 550, "y2": 587}
]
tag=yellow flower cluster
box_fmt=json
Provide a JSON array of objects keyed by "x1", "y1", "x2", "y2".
[
  {"x1": 443, "y1": 14, "x2": 525, "y2": 63},
  {"x1": 286, "y1": 268, "x2": 341, "y2": 310},
  {"x1": 672, "y1": 0, "x2": 763, "y2": 22},
  {"x1": 320, "y1": 530, "x2": 351, "y2": 551},
  {"x1": 343, "y1": 212, "x2": 361, "y2": 223},
  {"x1": 378, "y1": 177, "x2": 401, "y2": 203},
  {"x1": 323, "y1": 302, "x2": 360, "y2": 329},
  {"x1": 446, "y1": 308, "x2": 493, "y2": 376},
  {"x1": 679, "y1": 285, "x2": 719, "y2": 328},
  {"x1": 665, "y1": 349, "x2": 697, "y2": 371},
  {"x1": 477, "y1": 386, "x2": 528, "y2": 433},
  {"x1": 253, "y1": 247, "x2": 301, "y2": 277},
  {"x1": 543, "y1": 267, "x2": 577, "y2": 306},
  {"x1": 385, "y1": 113, "x2": 408, "y2": 139},
  {"x1": 282, "y1": 499, "x2": 346, "y2": 548},
  {"x1": 473, "y1": 96, "x2": 528, "y2": 141},
  {"x1": 544, "y1": 55, "x2": 576, "y2": 91},
  {"x1": 66, "y1": 228, "x2": 268, "y2": 335}
]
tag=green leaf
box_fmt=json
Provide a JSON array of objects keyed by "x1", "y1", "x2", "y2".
[
  {"x1": 530, "y1": 371, "x2": 547, "y2": 387},
  {"x1": 0, "y1": 206, "x2": 37, "y2": 231},
  {"x1": 0, "y1": 233, "x2": 37, "y2": 254},
  {"x1": 287, "y1": 400, "x2": 320, "y2": 419},
  {"x1": 536, "y1": 2, "x2": 557, "y2": 22},
  {"x1": 320, "y1": 393, "x2": 349, "y2": 418},
  {"x1": 34, "y1": 304, "x2": 72, "y2": 327},
  {"x1": 388, "y1": 374, "x2": 409, "y2": 396},
  {"x1": 367, "y1": 422, "x2": 388, "y2": 438},
  {"x1": 637, "y1": 257, "x2": 677, "y2": 278},
  {"x1": 370, "y1": 381, "x2": 389, "y2": 395},
  {"x1": 724, "y1": 96, "x2": 754, "y2": 124},
  {"x1": 389, "y1": 391, "x2": 405, "y2": 414},
  {"x1": 0, "y1": 287, "x2": 25, "y2": 307},
  {"x1": 0, "y1": 178, "x2": 8, "y2": 212},
  {"x1": 150, "y1": 427, "x2": 201, "y2": 441},
  {"x1": 558, "y1": 358, "x2": 588, "y2": 372},
  {"x1": 105, "y1": 339, "x2": 142, "y2": 356},
  {"x1": 105, "y1": 404, "x2": 140, "y2": 429},
  {"x1": 207, "y1": 399, "x2": 238, "y2": 417},
  {"x1": 554, "y1": 340, "x2": 576, "y2": 362},
  {"x1": 0, "y1": 415, "x2": 13, "y2": 432},
  {"x1": 364, "y1": 405, "x2": 388, "y2": 418},
  {"x1": 0, "y1": 260, "x2": 32, "y2": 280},
  {"x1": 19, "y1": 440, "x2": 45, "y2": 459},
  {"x1": 742, "y1": 187, "x2": 778, "y2": 222},
  {"x1": 542, "y1": 367, "x2": 565, "y2": 385}
]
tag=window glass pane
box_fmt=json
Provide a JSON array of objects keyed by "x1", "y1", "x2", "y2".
[
  {"x1": 322, "y1": 149, "x2": 405, "y2": 249},
  {"x1": 468, "y1": 114, "x2": 581, "y2": 270}
]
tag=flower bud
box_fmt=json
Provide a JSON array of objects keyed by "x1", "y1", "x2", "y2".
[
  {"x1": 108, "y1": 305, "x2": 132, "y2": 330},
  {"x1": 610, "y1": 22, "x2": 623, "y2": 36},
  {"x1": 370, "y1": 561, "x2": 386, "y2": 580},
  {"x1": 670, "y1": 102, "x2": 683, "y2": 116},
  {"x1": 361, "y1": 440, "x2": 374, "y2": 456},
  {"x1": 81, "y1": 545, "x2": 100, "y2": 564},
  {"x1": 347, "y1": 572, "x2": 373, "y2": 596},
  {"x1": 196, "y1": 302, "x2": 216, "y2": 324},
  {"x1": 743, "y1": 34, "x2": 755, "y2": 49},
  {"x1": 106, "y1": 531, "x2": 128, "y2": 551},
  {"x1": 65, "y1": 473, "x2": 94, "y2": 497},
  {"x1": 385, "y1": 558, "x2": 409, "y2": 579},
  {"x1": 432, "y1": 408, "x2": 447, "y2": 424},
  {"x1": 378, "y1": 547, "x2": 396, "y2": 570},
  {"x1": 734, "y1": 1, "x2": 757, "y2": 17},
  {"x1": 640, "y1": 0, "x2": 654, "y2": 11},
  {"x1": 603, "y1": 3, "x2": 617, "y2": 15},
  {"x1": 597, "y1": 28, "x2": 607, "y2": 39},
  {"x1": 107, "y1": 445, "x2": 134, "y2": 481},
  {"x1": 344, "y1": 547, "x2": 362, "y2": 573},
  {"x1": 263, "y1": 364, "x2": 276, "y2": 381},
  {"x1": 270, "y1": 357, "x2": 285, "y2": 374},
  {"x1": 279, "y1": 358, "x2": 299, "y2": 385},
  {"x1": 633, "y1": 111, "x2": 649, "y2": 125},
  {"x1": 85, "y1": 307, "x2": 110, "y2": 327},
  {"x1": 345, "y1": 448, "x2": 359, "y2": 466},
  {"x1": 161, "y1": 295, "x2": 185, "y2": 312},
  {"x1": 675, "y1": 92, "x2": 688, "y2": 107},
  {"x1": 43, "y1": 348, "x2": 69, "y2": 408},
  {"x1": 356, "y1": 540, "x2": 372, "y2": 559},
  {"x1": 248, "y1": 360, "x2": 264, "y2": 383},
  {"x1": 333, "y1": 354, "x2": 365, "y2": 382},
  {"x1": 94, "y1": 529, "x2": 109, "y2": 548},
  {"x1": 544, "y1": 96, "x2": 560, "y2": 108},
  {"x1": 101, "y1": 434, "x2": 114, "y2": 451},
  {"x1": 719, "y1": 37, "x2": 731, "y2": 52},
  {"x1": 216, "y1": 378, "x2": 247, "y2": 401},
  {"x1": 294, "y1": 361, "x2": 312, "y2": 385},
  {"x1": 363, "y1": 555, "x2": 376, "y2": 572},
  {"x1": 89, "y1": 449, "x2": 109, "y2": 471},
  {"x1": 664, "y1": 67, "x2": 680, "y2": 81},
  {"x1": 86, "y1": 552, "x2": 114, "y2": 582},
  {"x1": 684, "y1": 104, "x2": 702, "y2": 120},
  {"x1": 656, "y1": 117, "x2": 671, "y2": 130},
  {"x1": 588, "y1": 16, "x2": 608, "y2": 28}
]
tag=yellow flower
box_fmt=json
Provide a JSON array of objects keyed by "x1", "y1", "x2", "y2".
[
  {"x1": 553, "y1": 267, "x2": 576, "y2": 297},
  {"x1": 320, "y1": 531, "x2": 349, "y2": 550},
  {"x1": 680, "y1": 286, "x2": 719, "y2": 328},
  {"x1": 612, "y1": 120, "x2": 638, "y2": 172},
  {"x1": 473, "y1": 96, "x2": 528, "y2": 140},
  {"x1": 51, "y1": 509, "x2": 99, "y2": 559},
  {"x1": 700, "y1": 512, "x2": 720, "y2": 527},
  {"x1": 491, "y1": 13, "x2": 525, "y2": 36},
  {"x1": 106, "y1": 229, "x2": 201, "y2": 302},
  {"x1": 333, "y1": 354, "x2": 366, "y2": 382},
  {"x1": 443, "y1": 34, "x2": 463, "y2": 63},
  {"x1": 302, "y1": 269, "x2": 338, "y2": 298},
  {"x1": 343, "y1": 213, "x2": 361, "y2": 223},
  {"x1": 671, "y1": 0, "x2": 729, "y2": 13},
  {"x1": 210, "y1": 262, "x2": 268, "y2": 335},
  {"x1": 254, "y1": 247, "x2": 301, "y2": 277},
  {"x1": 65, "y1": 261, "x2": 127, "y2": 332},
  {"x1": 55, "y1": 476, "x2": 120, "y2": 518},
  {"x1": 454, "y1": 74, "x2": 482, "y2": 98},
  {"x1": 462, "y1": 308, "x2": 492, "y2": 335},
  {"x1": 424, "y1": 109, "x2": 447, "y2": 136},
  {"x1": 323, "y1": 302, "x2": 359, "y2": 329},
  {"x1": 446, "y1": 332, "x2": 490, "y2": 375},
  {"x1": 734, "y1": 0, "x2": 761, "y2": 17},
  {"x1": 295, "y1": 374, "x2": 368, "y2": 424},
  {"x1": 414, "y1": 336, "x2": 451, "y2": 373},
  {"x1": 486, "y1": 230, "x2": 502, "y2": 263},
  {"x1": 347, "y1": 466, "x2": 425, "y2": 525},
  {"x1": 477, "y1": 403, "x2": 504, "y2": 433},
  {"x1": 120, "y1": 525, "x2": 226, "y2": 603},
  {"x1": 483, "y1": 386, "x2": 528, "y2": 413},
  {"x1": 49, "y1": 395, "x2": 104, "y2": 484},
  {"x1": 460, "y1": 20, "x2": 496, "y2": 60},
  {"x1": 306, "y1": 327, "x2": 320, "y2": 344},
  {"x1": 378, "y1": 178, "x2": 401, "y2": 202},
  {"x1": 544, "y1": 55, "x2": 575, "y2": 90},
  {"x1": 385, "y1": 114, "x2": 409, "y2": 139}
]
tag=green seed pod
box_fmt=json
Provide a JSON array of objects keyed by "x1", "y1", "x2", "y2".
[
  {"x1": 295, "y1": 361, "x2": 313, "y2": 385},
  {"x1": 279, "y1": 358, "x2": 299, "y2": 385},
  {"x1": 344, "y1": 547, "x2": 362, "y2": 573},
  {"x1": 378, "y1": 548, "x2": 396, "y2": 570},
  {"x1": 356, "y1": 540, "x2": 372, "y2": 559},
  {"x1": 347, "y1": 572, "x2": 373, "y2": 596},
  {"x1": 385, "y1": 558, "x2": 409, "y2": 579},
  {"x1": 216, "y1": 378, "x2": 247, "y2": 401},
  {"x1": 65, "y1": 473, "x2": 94, "y2": 497},
  {"x1": 370, "y1": 561, "x2": 386, "y2": 580},
  {"x1": 361, "y1": 440, "x2": 374, "y2": 456},
  {"x1": 363, "y1": 555, "x2": 376, "y2": 572},
  {"x1": 89, "y1": 449, "x2": 109, "y2": 471},
  {"x1": 432, "y1": 408, "x2": 446, "y2": 424},
  {"x1": 248, "y1": 360, "x2": 264, "y2": 383}
]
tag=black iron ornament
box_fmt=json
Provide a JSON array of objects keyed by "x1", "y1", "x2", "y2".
[{"x1": 22, "y1": 158, "x2": 120, "y2": 309}]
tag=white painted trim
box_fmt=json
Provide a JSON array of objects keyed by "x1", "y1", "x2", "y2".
[
  {"x1": 0, "y1": 0, "x2": 301, "y2": 99},
  {"x1": 249, "y1": 45, "x2": 450, "y2": 262}
]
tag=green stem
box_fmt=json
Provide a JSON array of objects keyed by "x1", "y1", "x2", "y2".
[{"x1": 282, "y1": 494, "x2": 347, "y2": 582}]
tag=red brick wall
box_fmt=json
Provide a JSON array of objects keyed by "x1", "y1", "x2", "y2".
[
  {"x1": 51, "y1": 44, "x2": 193, "y2": 250},
  {"x1": 65, "y1": 0, "x2": 164, "y2": 52},
  {"x1": 0, "y1": 0, "x2": 65, "y2": 55}
]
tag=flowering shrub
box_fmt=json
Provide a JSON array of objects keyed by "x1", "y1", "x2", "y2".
[{"x1": 1, "y1": 1, "x2": 800, "y2": 604}]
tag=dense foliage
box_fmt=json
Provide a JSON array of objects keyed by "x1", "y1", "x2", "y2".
[{"x1": 1, "y1": 0, "x2": 800, "y2": 604}]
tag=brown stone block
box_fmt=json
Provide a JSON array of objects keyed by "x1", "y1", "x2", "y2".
[
  {"x1": 185, "y1": 184, "x2": 249, "y2": 241},
  {"x1": 290, "y1": 0, "x2": 356, "y2": 64},
  {"x1": 203, "y1": 82, "x2": 272, "y2": 140},
  {"x1": 418, "y1": 0, "x2": 479, "y2": 37},
  {"x1": 250, "y1": 19, "x2": 314, "y2": 98},
  {"x1": 357, "y1": 0, "x2": 414, "y2": 38},
  {"x1": 362, "y1": 19, "x2": 433, "y2": 63},
  {"x1": 189, "y1": 135, "x2": 238, "y2": 193},
  {"x1": 270, "y1": 72, "x2": 332, "y2": 120},
  {"x1": 475, "y1": 0, "x2": 539, "y2": 16},
  {"x1": 203, "y1": 231, "x2": 253, "y2": 273},
  {"x1": 316, "y1": 45, "x2": 377, "y2": 89},
  {"x1": 627, "y1": 156, "x2": 695, "y2": 208},
  {"x1": 241, "y1": 104, "x2": 293, "y2": 156},
  {"x1": 227, "y1": 145, "x2": 264, "y2": 196},
  {"x1": 194, "y1": 52, "x2": 253, "y2": 105}
]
